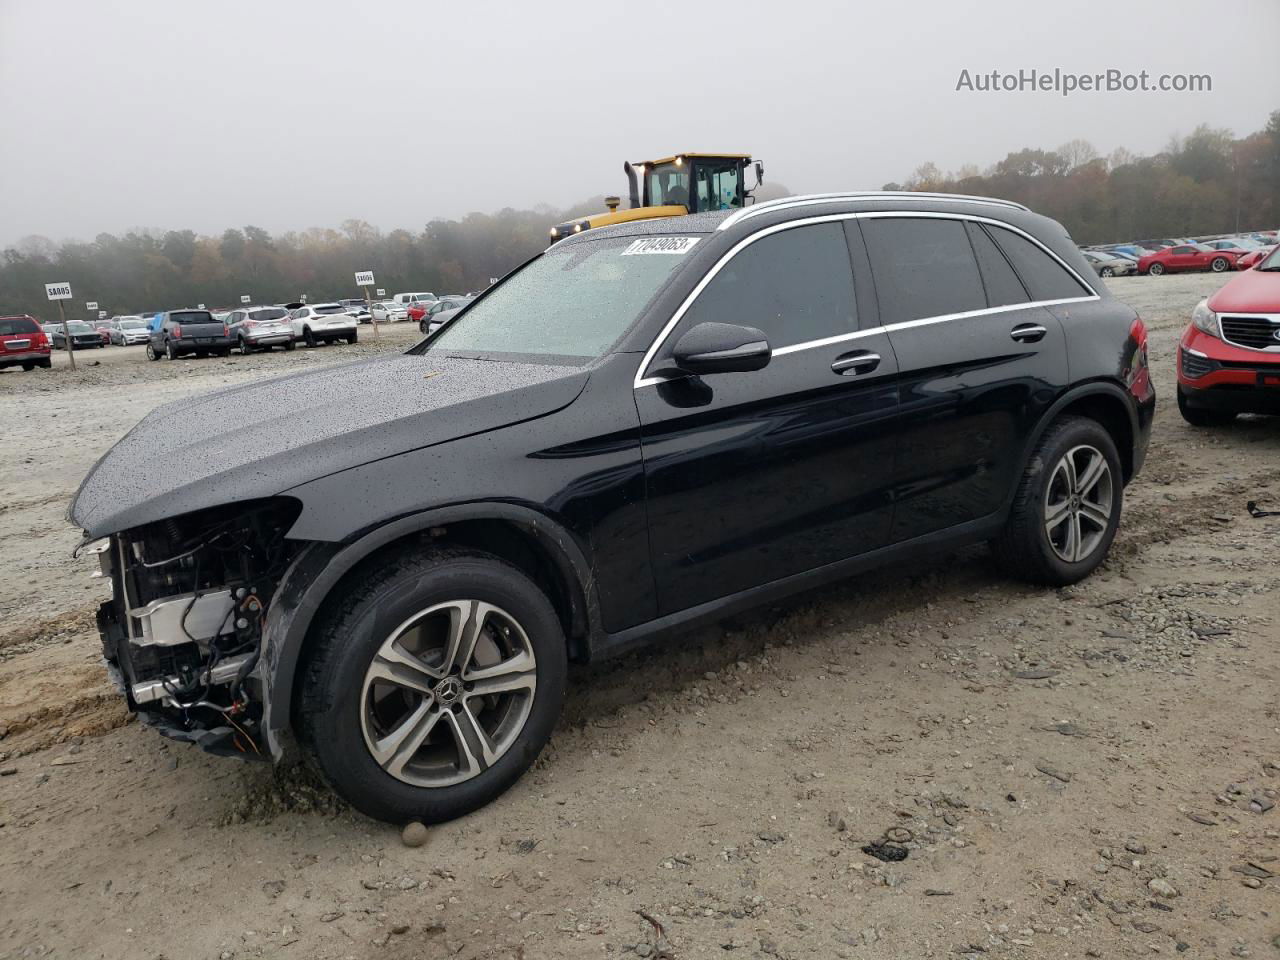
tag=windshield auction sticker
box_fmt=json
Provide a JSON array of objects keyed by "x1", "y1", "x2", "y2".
[{"x1": 621, "y1": 237, "x2": 700, "y2": 255}]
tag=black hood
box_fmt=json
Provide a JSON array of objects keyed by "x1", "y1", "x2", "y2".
[{"x1": 71, "y1": 353, "x2": 589, "y2": 538}]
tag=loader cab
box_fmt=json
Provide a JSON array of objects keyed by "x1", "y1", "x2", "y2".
[
  {"x1": 642, "y1": 154, "x2": 752, "y2": 213},
  {"x1": 548, "y1": 151, "x2": 761, "y2": 244}
]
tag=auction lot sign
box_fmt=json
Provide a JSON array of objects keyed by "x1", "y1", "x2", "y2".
[{"x1": 45, "y1": 282, "x2": 72, "y2": 300}]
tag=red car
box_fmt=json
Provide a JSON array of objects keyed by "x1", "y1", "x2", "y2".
[
  {"x1": 1138, "y1": 243, "x2": 1241, "y2": 276},
  {"x1": 1177, "y1": 245, "x2": 1280, "y2": 425},
  {"x1": 405, "y1": 300, "x2": 436, "y2": 326},
  {"x1": 0, "y1": 315, "x2": 53, "y2": 372},
  {"x1": 1236, "y1": 245, "x2": 1276, "y2": 271}
]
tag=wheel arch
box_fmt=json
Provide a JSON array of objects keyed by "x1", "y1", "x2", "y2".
[
  {"x1": 1017, "y1": 382, "x2": 1139, "y2": 489},
  {"x1": 262, "y1": 503, "x2": 598, "y2": 743}
]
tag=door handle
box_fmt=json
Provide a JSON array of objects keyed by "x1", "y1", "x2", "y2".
[
  {"x1": 1009, "y1": 323, "x2": 1047, "y2": 343},
  {"x1": 831, "y1": 351, "x2": 880, "y2": 376}
]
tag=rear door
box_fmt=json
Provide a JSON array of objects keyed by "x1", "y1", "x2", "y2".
[
  {"x1": 859, "y1": 214, "x2": 1076, "y2": 543},
  {"x1": 636, "y1": 220, "x2": 900, "y2": 616}
]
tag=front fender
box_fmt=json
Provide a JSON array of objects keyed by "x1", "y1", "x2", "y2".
[{"x1": 259, "y1": 502, "x2": 599, "y2": 755}]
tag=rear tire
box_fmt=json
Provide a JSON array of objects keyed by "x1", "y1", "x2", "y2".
[
  {"x1": 165, "y1": 340, "x2": 178, "y2": 361},
  {"x1": 1210, "y1": 256, "x2": 1229, "y2": 273},
  {"x1": 284, "y1": 340, "x2": 296, "y2": 351},
  {"x1": 1177, "y1": 385, "x2": 1236, "y2": 426},
  {"x1": 297, "y1": 548, "x2": 567, "y2": 824},
  {"x1": 1100, "y1": 266, "x2": 1114, "y2": 277},
  {"x1": 21, "y1": 362, "x2": 33, "y2": 371},
  {"x1": 992, "y1": 416, "x2": 1123, "y2": 587},
  {"x1": 38, "y1": 358, "x2": 51, "y2": 369},
  {"x1": 238, "y1": 336, "x2": 251, "y2": 355},
  {"x1": 347, "y1": 331, "x2": 359, "y2": 345},
  {"x1": 304, "y1": 327, "x2": 317, "y2": 348}
]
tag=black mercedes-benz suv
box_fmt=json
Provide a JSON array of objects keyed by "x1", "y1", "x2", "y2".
[{"x1": 71, "y1": 192, "x2": 1154, "y2": 823}]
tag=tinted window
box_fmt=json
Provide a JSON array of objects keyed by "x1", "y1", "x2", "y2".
[
  {"x1": 965, "y1": 222, "x2": 1029, "y2": 308},
  {"x1": 987, "y1": 225, "x2": 1091, "y2": 301},
  {"x1": 862, "y1": 218, "x2": 985, "y2": 324},
  {"x1": 249, "y1": 308, "x2": 287, "y2": 321},
  {"x1": 170, "y1": 310, "x2": 216, "y2": 323},
  {"x1": 430, "y1": 236, "x2": 692, "y2": 359},
  {"x1": 0, "y1": 317, "x2": 39, "y2": 335},
  {"x1": 677, "y1": 223, "x2": 856, "y2": 349},
  {"x1": 314, "y1": 305, "x2": 348, "y2": 315},
  {"x1": 1171, "y1": 246, "x2": 1195, "y2": 255}
]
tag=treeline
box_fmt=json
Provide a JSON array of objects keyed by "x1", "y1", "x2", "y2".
[
  {"x1": 2, "y1": 110, "x2": 1277, "y2": 319},
  {"x1": 0, "y1": 197, "x2": 613, "y2": 320},
  {"x1": 886, "y1": 109, "x2": 1280, "y2": 245}
]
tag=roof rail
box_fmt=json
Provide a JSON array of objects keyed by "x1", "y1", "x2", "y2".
[{"x1": 719, "y1": 191, "x2": 1031, "y2": 230}]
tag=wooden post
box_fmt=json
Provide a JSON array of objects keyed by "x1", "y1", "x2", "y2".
[
  {"x1": 57, "y1": 299, "x2": 76, "y2": 371},
  {"x1": 365, "y1": 285, "x2": 379, "y2": 339}
]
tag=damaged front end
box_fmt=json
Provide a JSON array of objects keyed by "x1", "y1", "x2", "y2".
[{"x1": 89, "y1": 498, "x2": 302, "y2": 759}]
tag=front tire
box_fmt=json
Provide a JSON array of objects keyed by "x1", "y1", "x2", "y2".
[
  {"x1": 1177, "y1": 385, "x2": 1236, "y2": 426},
  {"x1": 1148, "y1": 262, "x2": 1164, "y2": 276},
  {"x1": 1100, "y1": 266, "x2": 1114, "y2": 278},
  {"x1": 297, "y1": 548, "x2": 567, "y2": 824},
  {"x1": 992, "y1": 416, "x2": 1122, "y2": 586},
  {"x1": 146, "y1": 342, "x2": 160, "y2": 361}
]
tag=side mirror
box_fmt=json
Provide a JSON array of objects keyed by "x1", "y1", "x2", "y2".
[
  {"x1": 754, "y1": 161, "x2": 764, "y2": 187},
  {"x1": 671, "y1": 322, "x2": 770, "y2": 376}
]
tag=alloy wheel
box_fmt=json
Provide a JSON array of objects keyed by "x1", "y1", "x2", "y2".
[
  {"x1": 360, "y1": 600, "x2": 537, "y2": 788},
  {"x1": 1043, "y1": 444, "x2": 1114, "y2": 564},
  {"x1": 1211, "y1": 257, "x2": 1227, "y2": 272}
]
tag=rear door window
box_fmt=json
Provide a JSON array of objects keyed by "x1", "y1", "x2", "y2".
[
  {"x1": 985, "y1": 225, "x2": 1092, "y2": 301},
  {"x1": 862, "y1": 217, "x2": 986, "y2": 324},
  {"x1": 964, "y1": 222, "x2": 1030, "y2": 308},
  {"x1": 676, "y1": 222, "x2": 857, "y2": 349}
]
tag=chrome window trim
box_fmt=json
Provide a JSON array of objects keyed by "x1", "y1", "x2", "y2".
[
  {"x1": 1216, "y1": 311, "x2": 1280, "y2": 352},
  {"x1": 718, "y1": 191, "x2": 1030, "y2": 231},
  {"x1": 635, "y1": 210, "x2": 1099, "y2": 388}
]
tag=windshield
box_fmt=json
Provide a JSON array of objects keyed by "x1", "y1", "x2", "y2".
[
  {"x1": 1258, "y1": 246, "x2": 1280, "y2": 271},
  {"x1": 248, "y1": 308, "x2": 287, "y2": 321},
  {"x1": 428, "y1": 236, "x2": 695, "y2": 359},
  {"x1": 67, "y1": 321, "x2": 93, "y2": 333},
  {"x1": 119, "y1": 319, "x2": 145, "y2": 329}
]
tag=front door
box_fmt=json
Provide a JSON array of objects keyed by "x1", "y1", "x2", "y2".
[{"x1": 635, "y1": 221, "x2": 900, "y2": 616}]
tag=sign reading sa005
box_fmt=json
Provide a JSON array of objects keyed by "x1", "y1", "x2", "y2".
[{"x1": 45, "y1": 282, "x2": 73, "y2": 301}]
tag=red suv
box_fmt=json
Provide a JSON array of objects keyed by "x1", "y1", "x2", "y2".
[
  {"x1": 1177, "y1": 245, "x2": 1280, "y2": 424},
  {"x1": 0, "y1": 315, "x2": 52, "y2": 372}
]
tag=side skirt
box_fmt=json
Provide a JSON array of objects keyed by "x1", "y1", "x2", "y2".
[{"x1": 589, "y1": 513, "x2": 1006, "y2": 662}]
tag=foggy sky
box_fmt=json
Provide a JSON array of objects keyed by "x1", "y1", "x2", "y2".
[{"x1": 2, "y1": 0, "x2": 1277, "y2": 246}]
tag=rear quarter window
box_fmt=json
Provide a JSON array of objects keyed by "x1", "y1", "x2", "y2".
[{"x1": 986, "y1": 225, "x2": 1093, "y2": 301}]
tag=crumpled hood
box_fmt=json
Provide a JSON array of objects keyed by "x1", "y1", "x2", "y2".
[{"x1": 71, "y1": 353, "x2": 589, "y2": 538}]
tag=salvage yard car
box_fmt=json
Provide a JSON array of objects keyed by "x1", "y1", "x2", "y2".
[
  {"x1": 0, "y1": 314, "x2": 52, "y2": 371},
  {"x1": 1138, "y1": 242, "x2": 1241, "y2": 276},
  {"x1": 1176, "y1": 243, "x2": 1280, "y2": 425},
  {"x1": 288, "y1": 302, "x2": 359, "y2": 347},
  {"x1": 226, "y1": 306, "x2": 296, "y2": 353},
  {"x1": 52, "y1": 320, "x2": 105, "y2": 350},
  {"x1": 109, "y1": 316, "x2": 151, "y2": 346},
  {"x1": 71, "y1": 192, "x2": 1154, "y2": 824},
  {"x1": 145, "y1": 309, "x2": 233, "y2": 360}
]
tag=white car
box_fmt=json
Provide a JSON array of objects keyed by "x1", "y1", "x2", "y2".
[
  {"x1": 108, "y1": 316, "x2": 150, "y2": 345},
  {"x1": 392, "y1": 291, "x2": 436, "y2": 308},
  {"x1": 370, "y1": 301, "x2": 408, "y2": 323},
  {"x1": 288, "y1": 303, "x2": 359, "y2": 347}
]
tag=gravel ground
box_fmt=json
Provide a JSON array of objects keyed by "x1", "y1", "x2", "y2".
[{"x1": 1, "y1": 276, "x2": 1278, "y2": 960}]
